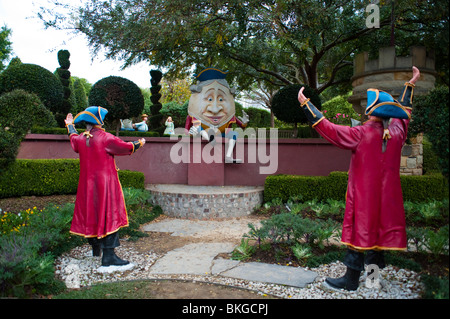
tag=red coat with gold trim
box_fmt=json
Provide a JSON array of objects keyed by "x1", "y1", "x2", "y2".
[
  {"x1": 314, "y1": 117, "x2": 409, "y2": 250},
  {"x1": 69, "y1": 127, "x2": 135, "y2": 238}
]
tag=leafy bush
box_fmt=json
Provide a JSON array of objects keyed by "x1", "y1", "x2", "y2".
[
  {"x1": 89, "y1": 76, "x2": 144, "y2": 133},
  {"x1": 321, "y1": 93, "x2": 360, "y2": 126},
  {"x1": 120, "y1": 188, "x2": 161, "y2": 240},
  {"x1": 0, "y1": 234, "x2": 61, "y2": 298},
  {"x1": 245, "y1": 107, "x2": 272, "y2": 128},
  {"x1": 409, "y1": 86, "x2": 449, "y2": 179},
  {"x1": 0, "y1": 203, "x2": 82, "y2": 297},
  {"x1": 0, "y1": 63, "x2": 64, "y2": 115},
  {"x1": 160, "y1": 101, "x2": 188, "y2": 128},
  {"x1": 0, "y1": 187, "x2": 159, "y2": 297},
  {"x1": 271, "y1": 84, "x2": 321, "y2": 126},
  {"x1": 0, "y1": 159, "x2": 145, "y2": 198},
  {"x1": 30, "y1": 126, "x2": 159, "y2": 137},
  {"x1": 246, "y1": 212, "x2": 339, "y2": 249},
  {"x1": 0, "y1": 90, "x2": 57, "y2": 171},
  {"x1": 264, "y1": 172, "x2": 449, "y2": 203},
  {"x1": 71, "y1": 78, "x2": 89, "y2": 114}
]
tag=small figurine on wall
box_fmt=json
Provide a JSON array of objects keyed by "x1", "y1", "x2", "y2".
[
  {"x1": 64, "y1": 106, "x2": 145, "y2": 268},
  {"x1": 133, "y1": 114, "x2": 149, "y2": 132},
  {"x1": 120, "y1": 118, "x2": 134, "y2": 131},
  {"x1": 185, "y1": 67, "x2": 249, "y2": 163},
  {"x1": 297, "y1": 66, "x2": 420, "y2": 291},
  {"x1": 164, "y1": 116, "x2": 175, "y2": 135}
]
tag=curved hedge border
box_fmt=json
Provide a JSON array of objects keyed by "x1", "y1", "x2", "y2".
[
  {"x1": 264, "y1": 172, "x2": 449, "y2": 203},
  {"x1": 0, "y1": 159, "x2": 144, "y2": 198}
]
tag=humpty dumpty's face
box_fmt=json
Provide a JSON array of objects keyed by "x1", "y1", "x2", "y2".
[{"x1": 188, "y1": 81, "x2": 235, "y2": 127}]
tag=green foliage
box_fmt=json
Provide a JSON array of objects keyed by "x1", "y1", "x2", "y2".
[
  {"x1": 120, "y1": 188, "x2": 161, "y2": 240},
  {"x1": 292, "y1": 243, "x2": 312, "y2": 261},
  {"x1": 0, "y1": 203, "x2": 82, "y2": 297},
  {"x1": 231, "y1": 238, "x2": 255, "y2": 261},
  {"x1": 409, "y1": 87, "x2": 449, "y2": 179},
  {"x1": 148, "y1": 70, "x2": 164, "y2": 134},
  {"x1": 0, "y1": 26, "x2": 13, "y2": 72},
  {"x1": 422, "y1": 138, "x2": 441, "y2": 174},
  {"x1": 245, "y1": 107, "x2": 271, "y2": 128},
  {"x1": 246, "y1": 212, "x2": 339, "y2": 249},
  {"x1": 0, "y1": 90, "x2": 57, "y2": 171},
  {"x1": 264, "y1": 172, "x2": 449, "y2": 203},
  {"x1": 160, "y1": 101, "x2": 188, "y2": 128},
  {"x1": 89, "y1": 76, "x2": 144, "y2": 133},
  {"x1": 0, "y1": 63, "x2": 64, "y2": 115},
  {"x1": 54, "y1": 49, "x2": 72, "y2": 126},
  {"x1": 421, "y1": 274, "x2": 449, "y2": 299},
  {"x1": 271, "y1": 84, "x2": 321, "y2": 126},
  {"x1": 29, "y1": 126, "x2": 159, "y2": 137},
  {"x1": 47, "y1": 0, "x2": 450, "y2": 94},
  {"x1": 0, "y1": 159, "x2": 145, "y2": 198},
  {"x1": 322, "y1": 93, "x2": 360, "y2": 125},
  {"x1": 71, "y1": 78, "x2": 89, "y2": 114},
  {"x1": 0, "y1": 234, "x2": 61, "y2": 298}
]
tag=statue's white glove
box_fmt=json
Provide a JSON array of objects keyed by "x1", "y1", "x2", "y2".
[
  {"x1": 189, "y1": 126, "x2": 199, "y2": 136},
  {"x1": 237, "y1": 110, "x2": 249, "y2": 124}
]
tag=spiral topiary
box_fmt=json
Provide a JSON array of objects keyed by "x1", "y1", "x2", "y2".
[
  {"x1": 54, "y1": 49, "x2": 73, "y2": 126},
  {"x1": 148, "y1": 70, "x2": 164, "y2": 134}
]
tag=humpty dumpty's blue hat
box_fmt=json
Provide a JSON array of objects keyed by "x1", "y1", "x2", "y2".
[
  {"x1": 194, "y1": 67, "x2": 228, "y2": 82},
  {"x1": 365, "y1": 89, "x2": 411, "y2": 120},
  {"x1": 74, "y1": 106, "x2": 108, "y2": 125}
]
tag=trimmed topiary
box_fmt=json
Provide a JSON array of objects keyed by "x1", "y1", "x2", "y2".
[
  {"x1": 271, "y1": 84, "x2": 322, "y2": 126},
  {"x1": 88, "y1": 76, "x2": 144, "y2": 135},
  {"x1": 0, "y1": 89, "x2": 56, "y2": 171},
  {"x1": 0, "y1": 63, "x2": 64, "y2": 116}
]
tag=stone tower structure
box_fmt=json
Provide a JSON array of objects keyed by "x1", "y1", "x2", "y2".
[{"x1": 348, "y1": 46, "x2": 436, "y2": 175}]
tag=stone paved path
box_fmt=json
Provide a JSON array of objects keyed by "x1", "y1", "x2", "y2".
[{"x1": 143, "y1": 218, "x2": 318, "y2": 288}]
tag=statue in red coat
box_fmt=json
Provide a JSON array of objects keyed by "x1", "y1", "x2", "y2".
[
  {"x1": 298, "y1": 66, "x2": 420, "y2": 291},
  {"x1": 65, "y1": 107, "x2": 145, "y2": 267}
]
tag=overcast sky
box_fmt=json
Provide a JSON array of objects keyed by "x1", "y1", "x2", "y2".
[{"x1": 0, "y1": 0, "x2": 154, "y2": 88}]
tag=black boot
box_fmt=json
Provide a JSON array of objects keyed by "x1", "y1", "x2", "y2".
[
  {"x1": 99, "y1": 232, "x2": 129, "y2": 267},
  {"x1": 101, "y1": 248, "x2": 130, "y2": 267},
  {"x1": 365, "y1": 250, "x2": 386, "y2": 269},
  {"x1": 92, "y1": 244, "x2": 101, "y2": 257},
  {"x1": 324, "y1": 248, "x2": 364, "y2": 291},
  {"x1": 88, "y1": 238, "x2": 101, "y2": 257},
  {"x1": 325, "y1": 267, "x2": 361, "y2": 291}
]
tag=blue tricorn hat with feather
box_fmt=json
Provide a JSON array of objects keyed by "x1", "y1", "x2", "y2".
[
  {"x1": 365, "y1": 89, "x2": 410, "y2": 120},
  {"x1": 74, "y1": 106, "x2": 108, "y2": 125}
]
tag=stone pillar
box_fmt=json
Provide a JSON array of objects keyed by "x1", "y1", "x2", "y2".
[
  {"x1": 400, "y1": 133, "x2": 424, "y2": 176},
  {"x1": 348, "y1": 46, "x2": 436, "y2": 176}
]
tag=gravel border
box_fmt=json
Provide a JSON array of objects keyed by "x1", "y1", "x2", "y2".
[{"x1": 55, "y1": 244, "x2": 424, "y2": 299}]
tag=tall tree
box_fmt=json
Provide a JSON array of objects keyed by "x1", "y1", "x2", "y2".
[
  {"x1": 38, "y1": 0, "x2": 449, "y2": 91},
  {"x1": 0, "y1": 26, "x2": 13, "y2": 72}
]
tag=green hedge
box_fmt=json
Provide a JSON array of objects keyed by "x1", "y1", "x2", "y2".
[
  {"x1": 0, "y1": 159, "x2": 145, "y2": 198},
  {"x1": 264, "y1": 172, "x2": 449, "y2": 203},
  {"x1": 30, "y1": 126, "x2": 160, "y2": 137}
]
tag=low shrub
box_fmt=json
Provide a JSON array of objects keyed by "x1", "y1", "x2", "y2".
[
  {"x1": 120, "y1": 187, "x2": 162, "y2": 240},
  {"x1": 264, "y1": 172, "x2": 448, "y2": 203},
  {"x1": 30, "y1": 126, "x2": 159, "y2": 137},
  {"x1": 0, "y1": 159, "x2": 145, "y2": 198},
  {"x1": 0, "y1": 203, "x2": 82, "y2": 297},
  {"x1": 0, "y1": 187, "x2": 158, "y2": 298}
]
